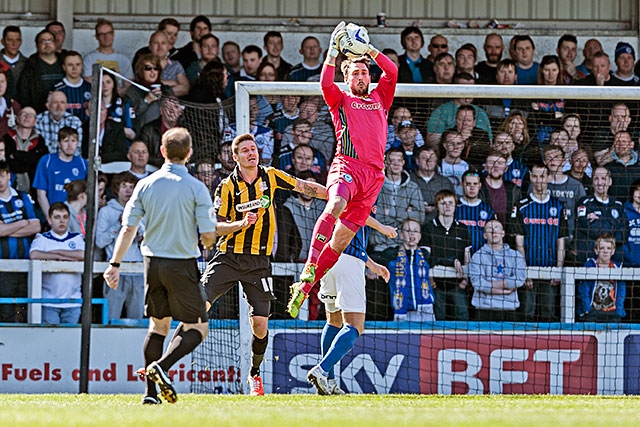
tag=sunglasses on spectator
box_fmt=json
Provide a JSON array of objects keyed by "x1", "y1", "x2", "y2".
[
  {"x1": 144, "y1": 65, "x2": 160, "y2": 71},
  {"x1": 431, "y1": 43, "x2": 448, "y2": 49}
]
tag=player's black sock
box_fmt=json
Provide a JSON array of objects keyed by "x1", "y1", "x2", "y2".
[
  {"x1": 143, "y1": 332, "x2": 165, "y2": 396},
  {"x1": 157, "y1": 328, "x2": 204, "y2": 371},
  {"x1": 250, "y1": 332, "x2": 269, "y2": 377}
]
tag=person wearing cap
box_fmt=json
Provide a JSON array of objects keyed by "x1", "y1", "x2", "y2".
[
  {"x1": 613, "y1": 41, "x2": 638, "y2": 85},
  {"x1": 396, "y1": 119, "x2": 419, "y2": 171}
]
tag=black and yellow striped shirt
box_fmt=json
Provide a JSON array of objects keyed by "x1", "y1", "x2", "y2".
[{"x1": 214, "y1": 165, "x2": 297, "y2": 256}]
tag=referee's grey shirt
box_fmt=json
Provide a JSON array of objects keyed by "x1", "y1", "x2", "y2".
[{"x1": 123, "y1": 163, "x2": 216, "y2": 259}]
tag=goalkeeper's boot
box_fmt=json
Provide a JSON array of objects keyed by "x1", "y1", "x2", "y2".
[
  {"x1": 146, "y1": 361, "x2": 177, "y2": 404},
  {"x1": 307, "y1": 365, "x2": 331, "y2": 395},
  {"x1": 248, "y1": 375, "x2": 265, "y2": 396}
]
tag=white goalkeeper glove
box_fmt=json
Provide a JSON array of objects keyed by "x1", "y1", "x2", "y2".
[{"x1": 328, "y1": 21, "x2": 347, "y2": 58}]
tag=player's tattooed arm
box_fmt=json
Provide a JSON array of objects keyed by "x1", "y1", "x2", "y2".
[{"x1": 294, "y1": 178, "x2": 327, "y2": 200}]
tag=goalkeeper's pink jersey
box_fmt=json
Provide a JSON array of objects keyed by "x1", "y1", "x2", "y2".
[{"x1": 321, "y1": 52, "x2": 398, "y2": 170}]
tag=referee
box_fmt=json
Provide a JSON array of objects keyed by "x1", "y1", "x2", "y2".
[
  {"x1": 104, "y1": 127, "x2": 216, "y2": 405},
  {"x1": 202, "y1": 133, "x2": 326, "y2": 396}
]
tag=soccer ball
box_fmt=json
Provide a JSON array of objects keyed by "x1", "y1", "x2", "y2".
[{"x1": 339, "y1": 23, "x2": 369, "y2": 58}]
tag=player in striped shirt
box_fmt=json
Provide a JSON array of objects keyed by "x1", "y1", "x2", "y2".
[
  {"x1": 456, "y1": 169, "x2": 495, "y2": 255},
  {"x1": 511, "y1": 164, "x2": 567, "y2": 321},
  {"x1": 288, "y1": 22, "x2": 398, "y2": 318}
]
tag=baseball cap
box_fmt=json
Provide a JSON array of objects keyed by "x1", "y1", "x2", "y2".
[
  {"x1": 615, "y1": 42, "x2": 635, "y2": 62},
  {"x1": 397, "y1": 120, "x2": 416, "y2": 130}
]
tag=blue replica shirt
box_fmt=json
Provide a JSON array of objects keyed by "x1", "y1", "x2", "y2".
[
  {"x1": 0, "y1": 189, "x2": 37, "y2": 259},
  {"x1": 511, "y1": 193, "x2": 567, "y2": 267},
  {"x1": 504, "y1": 158, "x2": 529, "y2": 188},
  {"x1": 288, "y1": 63, "x2": 322, "y2": 82},
  {"x1": 516, "y1": 63, "x2": 539, "y2": 85},
  {"x1": 624, "y1": 201, "x2": 640, "y2": 266},
  {"x1": 55, "y1": 78, "x2": 92, "y2": 122},
  {"x1": 456, "y1": 198, "x2": 495, "y2": 255},
  {"x1": 32, "y1": 154, "x2": 88, "y2": 204}
]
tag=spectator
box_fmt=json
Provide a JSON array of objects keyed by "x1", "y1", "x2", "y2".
[
  {"x1": 576, "y1": 52, "x2": 625, "y2": 86},
  {"x1": 426, "y1": 73, "x2": 492, "y2": 147},
  {"x1": 456, "y1": 169, "x2": 495, "y2": 255},
  {"x1": 511, "y1": 164, "x2": 567, "y2": 322},
  {"x1": 139, "y1": 95, "x2": 184, "y2": 167},
  {"x1": 455, "y1": 43, "x2": 478, "y2": 80},
  {"x1": 382, "y1": 48, "x2": 400, "y2": 68},
  {"x1": 262, "y1": 31, "x2": 292, "y2": 81},
  {"x1": 253, "y1": 62, "x2": 279, "y2": 124},
  {"x1": 497, "y1": 110, "x2": 539, "y2": 167},
  {"x1": 542, "y1": 145, "x2": 586, "y2": 246},
  {"x1": 278, "y1": 119, "x2": 325, "y2": 176},
  {"x1": 427, "y1": 34, "x2": 449, "y2": 65},
  {"x1": 266, "y1": 94, "x2": 300, "y2": 155},
  {"x1": 469, "y1": 219, "x2": 526, "y2": 321},
  {"x1": 369, "y1": 148, "x2": 424, "y2": 252},
  {"x1": 429, "y1": 52, "x2": 455, "y2": 84},
  {"x1": 439, "y1": 129, "x2": 469, "y2": 197},
  {"x1": 0, "y1": 69, "x2": 21, "y2": 138},
  {"x1": 96, "y1": 171, "x2": 144, "y2": 321},
  {"x1": 97, "y1": 172, "x2": 108, "y2": 209},
  {"x1": 63, "y1": 180, "x2": 87, "y2": 235},
  {"x1": 420, "y1": 189, "x2": 471, "y2": 321},
  {"x1": 394, "y1": 120, "x2": 420, "y2": 171},
  {"x1": 0, "y1": 26, "x2": 27, "y2": 98},
  {"x1": 594, "y1": 103, "x2": 637, "y2": 162},
  {"x1": 411, "y1": 146, "x2": 454, "y2": 219},
  {"x1": 289, "y1": 36, "x2": 323, "y2": 82},
  {"x1": 45, "y1": 21, "x2": 66, "y2": 54},
  {"x1": 224, "y1": 96, "x2": 274, "y2": 165},
  {"x1": 101, "y1": 71, "x2": 135, "y2": 141},
  {"x1": 567, "y1": 148, "x2": 592, "y2": 195},
  {"x1": 576, "y1": 38, "x2": 603, "y2": 76},
  {"x1": 82, "y1": 18, "x2": 133, "y2": 90},
  {"x1": 456, "y1": 105, "x2": 492, "y2": 168},
  {"x1": 55, "y1": 51, "x2": 91, "y2": 123},
  {"x1": 17, "y1": 30, "x2": 63, "y2": 113},
  {"x1": 475, "y1": 33, "x2": 504, "y2": 84},
  {"x1": 479, "y1": 150, "x2": 522, "y2": 227},
  {"x1": 132, "y1": 18, "x2": 181, "y2": 70},
  {"x1": 281, "y1": 98, "x2": 336, "y2": 164},
  {"x1": 148, "y1": 31, "x2": 190, "y2": 97},
  {"x1": 222, "y1": 41, "x2": 242, "y2": 78},
  {"x1": 573, "y1": 167, "x2": 628, "y2": 265},
  {"x1": 211, "y1": 140, "x2": 235, "y2": 190},
  {"x1": 531, "y1": 55, "x2": 564, "y2": 144},
  {"x1": 385, "y1": 218, "x2": 435, "y2": 321},
  {"x1": 491, "y1": 132, "x2": 527, "y2": 188},
  {"x1": 3, "y1": 107, "x2": 48, "y2": 194},
  {"x1": 184, "y1": 33, "x2": 220, "y2": 85},
  {"x1": 126, "y1": 141, "x2": 152, "y2": 179},
  {"x1": 29, "y1": 202, "x2": 84, "y2": 324},
  {"x1": 603, "y1": 131, "x2": 640, "y2": 202},
  {"x1": 512, "y1": 35, "x2": 539, "y2": 85},
  {"x1": 124, "y1": 54, "x2": 173, "y2": 135},
  {"x1": 172, "y1": 15, "x2": 211, "y2": 70},
  {"x1": 397, "y1": 26, "x2": 432, "y2": 83},
  {"x1": 612, "y1": 42, "x2": 638, "y2": 85},
  {"x1": 81, "y1": 102, "x2": 129, "y2": 164},
  {"x1": 33, "y1": 126, "x2": 88, "y2": 220},
  {"x1": 556, "y1": 34, "x2": 584, "y2": 85},
  {"x1": 624, "y1": 179, "x2": 640, "y2": 321},
  {"x1": 186, "y1": 59, "x2": 230, "y2": 105},
  {"x1": 559, "y1": 114, "x2": 584, "y2": 161},
  {"x1": 239, "y1": 45, "x2": 262, "y2": 81},
  {"x1": 387, "y1": 106, "x2": 425, "y2": 150},
  {"x1": 0, "y1": 160, "x2": 40, "y2": 322},
  {"x1": 577, "y1": 233, "x2": 626, "y2": 322},
  {"x1": 35, "y1": 91, "x2": 83, "y2": 155}
]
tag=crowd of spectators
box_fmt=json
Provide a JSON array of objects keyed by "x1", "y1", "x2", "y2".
[{"x1": 0, "y1": 16, "x2": 638, "y2": 325}]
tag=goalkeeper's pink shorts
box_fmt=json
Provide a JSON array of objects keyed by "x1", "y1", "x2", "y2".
[{"x1": 326, "y1": 155, "x2": 384, "y2": 230}]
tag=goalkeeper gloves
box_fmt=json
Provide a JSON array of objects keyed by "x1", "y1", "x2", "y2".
[{"x1": 328, "y1": 21, "x2": 346, "y2": 58}]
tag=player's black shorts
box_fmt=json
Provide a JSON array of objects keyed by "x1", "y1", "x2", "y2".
[
  {"x1": 201, "y1": 252, "x2": 275, "y2": 317},
  {"x1": 144, "y1": 256, "x2": 208, "y2": 323}
]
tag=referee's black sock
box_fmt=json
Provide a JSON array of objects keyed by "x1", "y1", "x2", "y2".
[
  {"x1": 158, "y1": 328, "x2": 204, "y2": 371},
  {"x1": 143, "y1": 332, "x2": 165, "y2": 396},
  {"x1": 250, "y1": 333, "x2": 269, "y2": 377}
]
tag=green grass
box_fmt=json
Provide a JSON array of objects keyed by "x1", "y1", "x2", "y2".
[{"x1": 1, "y1": 394, "x2": 639, "y2": 426}]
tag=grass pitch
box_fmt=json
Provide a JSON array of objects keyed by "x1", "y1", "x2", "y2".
[{"x1": 1, "y1": 394, "x2": 639, "y2": 426}]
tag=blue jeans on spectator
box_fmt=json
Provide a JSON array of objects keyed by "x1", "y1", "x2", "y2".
[
  {"x1": 434, "y1": 279, "x2": 469, "y2": 321},
  {"x1": 42, "y1": 306, "x2": 81, "y2": 324}
]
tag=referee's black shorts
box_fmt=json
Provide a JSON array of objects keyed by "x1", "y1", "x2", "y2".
[
  {"x1": 144, "y1": 256, "x2": 208, "y2": 323},
  {"x1": 201, "y1": 252, "x2": 275, "y2": 317}
]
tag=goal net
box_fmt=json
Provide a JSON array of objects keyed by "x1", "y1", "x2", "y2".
[{"x1": 172, "y1": 78, "x2": 640, "y2": 395}]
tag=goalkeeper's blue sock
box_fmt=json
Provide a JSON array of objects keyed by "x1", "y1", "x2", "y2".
[
  {"x1": 319, "y1": 324, "x2": 359, "y2": 375},
  {"x1": 321, "y1": 323, "x2": 341, "y2": 379}
]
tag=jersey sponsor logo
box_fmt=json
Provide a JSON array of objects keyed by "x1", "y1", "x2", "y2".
[
  {"x1": 236, "y1": 195, "x2": 271, "y2": 212},
  {"x1": 459, "y1": 219, "x2": 487, "y2": 228},
  {"x1": 523, "y1": 217, "x2": 559, "y2": 226},
  {"x1": 577, "y1": 205, "x2": 586, "y2": 217},
  {"x1": 350, "y1": 101, "x2": 382, "y2": 111}
]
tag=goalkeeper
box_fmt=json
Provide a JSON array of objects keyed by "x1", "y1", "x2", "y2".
[{"x1": 288, "y1": 21, "x2": 398, "y2": 317}]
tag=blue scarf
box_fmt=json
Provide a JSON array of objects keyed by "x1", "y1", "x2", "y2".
[{"x1": 393, "y1": 247, "x2": 433, "y2": 310}]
